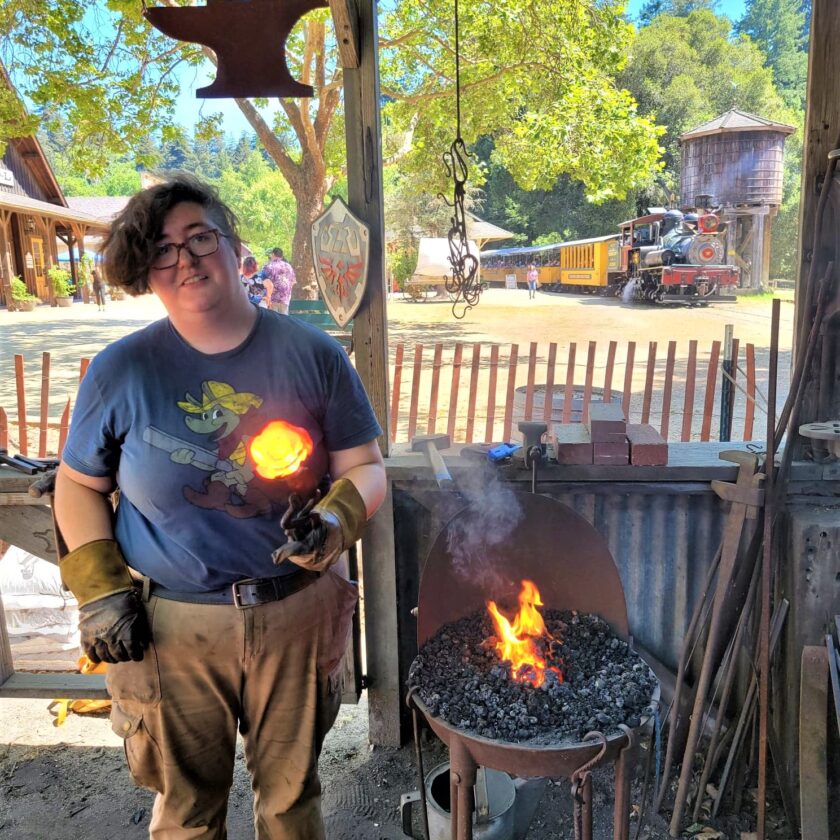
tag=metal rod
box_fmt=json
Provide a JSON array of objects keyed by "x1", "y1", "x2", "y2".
[
  {"x1": 720, "y1": 324, "x2": 733, "y2": 442},
  {"x1": 411, "y1": 701, "x2": 432, "y2": 840},
  {"x1": 757, "y1": 298, "x2": 779, "y2": 840}
]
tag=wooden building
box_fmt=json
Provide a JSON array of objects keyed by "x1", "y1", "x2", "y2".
[{"x1": 0, "y1": 65, "x2": 110, "y2": 309}]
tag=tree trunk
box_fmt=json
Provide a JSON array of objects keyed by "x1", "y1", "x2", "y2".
[{"x1": 291, "y1": 175, "x2": 328, "y2": 300}]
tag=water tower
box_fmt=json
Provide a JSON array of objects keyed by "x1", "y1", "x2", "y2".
[{"x1": 679, "y1": 110, "x2": 795, "y2": 289}]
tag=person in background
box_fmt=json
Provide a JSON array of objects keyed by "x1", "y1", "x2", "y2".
[
  {"x1": 263, "y1": 247, "x2": 296, "y2": 315},
  {"x1": 526, "y1": 263, "x2": 539, "y2": 300},
  {"x1": 240, "y1": 255, "x2": 272, "y2": 308},
  {"x1": 91, "y1": 267, "x2": 107, "y2": 312},
  {"x1": 53, "y1": 174, "x2": 386, "y2": 839}
]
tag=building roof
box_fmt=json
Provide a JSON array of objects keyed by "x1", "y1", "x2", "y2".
[
  {"x1": 465, "y1": 212, "x2": 515, "y2": 247},
  {"x1": 0, "y1": 191, "x2": 111, "y2": 233},
  {"x1": 680, "y1": 109, "x2": 796, "y2": 141},
  {"x1": 66, "y1": 195, "x2": 131, "y2": 221}
]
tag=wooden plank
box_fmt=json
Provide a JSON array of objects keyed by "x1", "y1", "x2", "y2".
[
  {"x1": 799, "y1": 646, "x2": 829, "y2": 840},
  {"x1": 79, "y1": 357, "x2": 90, "y2": 382},
  {"x1": 603, "y1": 340, "x2": 617, "y2": 403},
  {"x1": 563, "y1": 343, "x2": 577, "y2": 423},
  {"x1": 427, "y1": 343, "x2": 443, "y2": 435},
  {"x1": 0, "y1": 407, "x2": 7, "y2": 451},
  {"x1": 524, "y1": 341, "x2": 538, "y2": 420},
  {"x1": 485, "y1": 344, "x2": 500, "y2": 442},
  {"x1": 641, "y1": 341, "x2": 657, "y2": 425},
  {"x1": 447, "y1": 343, "x2": 464, "y2": 441},
  {"x1": 38, "y1": 351, "x2": 50, "y2": 458},
  {"x1": 328, "y1": 0, "x2": 360, "y2": 69},
  {"x1": 407, "y1": 344, "x2": 423, "y2": 442},
  {"x1": 660, "y1": 341, "x2": 677, "y2": 440},
  {"x1": 682, "y1": 340, "x2": 698, "y2": 442},
  {"x1": 543, "y1": 342, "x2": 557, "y2": 424},
  {"x1": 744, "y1": 343, "x2": 756, "y2": 441},
  {"x1": 390, "y1": 343, "x2": 404, "y2": 443},
  {"x1": 0, "y1": 584, "x2": 12, "y2": 692},
  {"x1": 502, "y1": 344, "x2": 519, "y2": 442},
  {"x1": 701, "y1": 341, "x2": 722, "y2": 442},
  {"x1": 465, "y1": 343, "x2": 481, "y2": 443},
  {"x1": 14, "y1": 354, "x2": 27, "y2": 456},
  {"x1": 582, "y1": 340, "x2": 596, "y2": 425},
  {"x1": 622, "y1": 341, "x2": 636, "y2": 421},
  {"x1": 0, "y1": 671, "x2": 108, "y2": 700},
  {"x1": 0, "y1": 503, "x2": 57, "y2": 558},
  {"x1": 342, "y1": 0, "x2": 391, "y2": 461}
]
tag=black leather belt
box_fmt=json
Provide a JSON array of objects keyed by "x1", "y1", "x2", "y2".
[{"x1": 142, "y1": 569, "x2": 321, "y2": 608}]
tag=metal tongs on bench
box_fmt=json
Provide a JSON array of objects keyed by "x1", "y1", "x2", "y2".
[{"x1": 0, "y1": 448, "x2": 59, "y2": 476}]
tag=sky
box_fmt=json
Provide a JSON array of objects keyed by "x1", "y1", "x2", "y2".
[{"x1": 175, "y1": 0, "x2": 750, "y2": 137}]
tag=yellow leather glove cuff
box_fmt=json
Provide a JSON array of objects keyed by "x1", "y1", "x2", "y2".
[
  {"x1": 59, "y1": 539, "x2": 134, "y2": 607},
  {"x1": 313, "y1": 477, "x2": 368, "y2": 549}
]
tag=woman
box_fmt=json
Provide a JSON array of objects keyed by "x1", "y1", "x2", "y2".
[
  {"x1": 263, "y1": 247, "x2": 296, "y2": 314},
  {"x1": 240, "y1": 254, "x2": 273, "y2": 308},
  {"x1": 54, "y1": 174, "x2": 386, "y2": 839}
]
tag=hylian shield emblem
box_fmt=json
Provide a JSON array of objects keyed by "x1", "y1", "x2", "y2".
[{"x1": 311, "y1": 197, "x2": 369, "y2": 328}]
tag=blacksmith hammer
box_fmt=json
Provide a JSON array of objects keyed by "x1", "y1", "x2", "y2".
[{"x1": 411, "y1": 434, "x2": 455, "y2": 490}]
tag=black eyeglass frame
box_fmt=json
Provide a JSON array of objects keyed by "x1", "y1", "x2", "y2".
[{"x1": 151, "y1": 228, "x2": 231, "y2": 271}]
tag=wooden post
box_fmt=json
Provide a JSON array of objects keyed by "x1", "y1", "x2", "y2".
[{"x1": 342, "y1": 0, "x2": 390, "y2": 450}]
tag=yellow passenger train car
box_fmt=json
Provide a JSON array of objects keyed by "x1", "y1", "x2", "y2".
[{"x1": 481, "y1": 235, "x2": 622, "y2": 291}]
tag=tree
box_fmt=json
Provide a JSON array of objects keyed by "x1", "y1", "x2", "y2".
[
  {"x1": 637, "y1": 0, "x2": 719, "y2": 26},
  {"x1": 1, "y1": 0, "x2": 662, "y2": 296},
  {"x1": 736, "y1": 0, "x2": 808, "y2": 109}
]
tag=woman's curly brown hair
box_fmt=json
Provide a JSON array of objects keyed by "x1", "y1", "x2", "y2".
[{"x1": 102, "y1": 173, "x2": 241, "y2": 295}]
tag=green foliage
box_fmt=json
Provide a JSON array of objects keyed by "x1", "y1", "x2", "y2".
[
  {"x1": 47, "y1": 265, "x2": 74, "y2": 296},
  {"x1": 10, "y1": 275, "x2": 38, "y2": 302},
  {"x1": 737, "y1": 0, "x2": 808, "y2": 109},
  {"x1": 637, "y1": 0, "x2": 720, "y2": 26},
  {"x1": 380, "y1": 0, "x2": 663, "y2": 204},
  {"x1": 388, "y1": 245, "x2": 419, "y2": 291}
]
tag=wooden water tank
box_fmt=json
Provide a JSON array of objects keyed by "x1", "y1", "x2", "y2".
[{"x1": 679, "y1": 110, "x2": 795, "y2": 208}]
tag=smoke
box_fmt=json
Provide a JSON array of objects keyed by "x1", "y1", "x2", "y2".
[
  {"x1": 621, "y1": 279, "x2": 638, "y2": 304},
  {"x1": 445, "y1": 461, "x2": 524, "y2": 588}
]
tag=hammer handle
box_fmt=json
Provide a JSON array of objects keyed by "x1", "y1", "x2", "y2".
[{"x1": 425, "y1": 444, "x2": 454, "y2": 490}]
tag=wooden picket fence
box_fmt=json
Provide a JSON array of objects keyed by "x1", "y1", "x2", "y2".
[
  {"x1": 1, "y1": 339, "x2": 768, "y2": 458},
  {"x1": 388, "y1": 338, "x2": 768, "y2": 446}
]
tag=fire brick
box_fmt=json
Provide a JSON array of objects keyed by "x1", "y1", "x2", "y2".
[
  {"x1": 550, "y1": 423, "x2": 593, "y2": 465},
  {"x1": 626, "y1": 423, "x2": 669, "y2": 466},
  {"x1": 587, "y1": 402, "x2": 626, "y2": 442},
  {"x1": 593, "y1": 440, "x2": 629, "y2": 465}
]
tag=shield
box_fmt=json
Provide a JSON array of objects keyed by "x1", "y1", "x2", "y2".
[{"x1": 311, "y1": 197, "x2": 369, "y2": 328}]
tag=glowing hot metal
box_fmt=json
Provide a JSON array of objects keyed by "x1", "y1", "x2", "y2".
[{"x1": 249, "y1": 420, "x2": 313, "y2": 479}]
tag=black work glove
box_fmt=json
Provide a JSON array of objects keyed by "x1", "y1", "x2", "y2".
[
  {"x1": 273, "y1": 478, "x2": 367, "y2": 573},
  {"x1": 78, "y1": 588, "x2": 151, "y2": 665}
]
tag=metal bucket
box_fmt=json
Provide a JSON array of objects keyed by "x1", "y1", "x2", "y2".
[{"x1": 401, "y1": 762, "x2": 516, "y2": 840}]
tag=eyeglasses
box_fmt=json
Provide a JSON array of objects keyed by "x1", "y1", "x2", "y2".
[{"x1": 151, "y1": 229, "x2": 228, "y2": 270}]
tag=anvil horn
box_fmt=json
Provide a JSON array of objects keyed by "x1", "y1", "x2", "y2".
[{"x1": 144, "y1": 0, "x2": 328, "y2": 99}]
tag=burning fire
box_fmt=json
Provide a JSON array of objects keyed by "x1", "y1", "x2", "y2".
[
  {"x1": 249, "y1": 420, "x2": 314, "y2": 479},
  {"x1": 486, "y1": 580, "x2": 563, "y2": 688}
]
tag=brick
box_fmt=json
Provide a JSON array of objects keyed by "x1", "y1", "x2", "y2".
[
  {"x1": 587, "y1": 402, "x2": 626, "y2": 442},
  {"x1": 593, "y1": 440, "x2": 629, "y2": 465},
  {"x1": 626, "y1": 423, "x2": 669, "y2": 466},
  {"x1": 550, "y1": 424, "x2": 593, "y2": 465}
]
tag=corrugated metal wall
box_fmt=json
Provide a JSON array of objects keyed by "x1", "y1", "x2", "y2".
[{"x1": 541, "y1": 485, "x2": 725, "y2": 669}]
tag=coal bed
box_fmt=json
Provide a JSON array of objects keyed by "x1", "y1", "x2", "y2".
[{"x1": 409, "y1": 610, "x2": 658, "y2": 744}]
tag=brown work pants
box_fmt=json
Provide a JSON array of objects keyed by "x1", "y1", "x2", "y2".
[{"x1": 106, "y1": 571, "x2": 358, "y2": 839}]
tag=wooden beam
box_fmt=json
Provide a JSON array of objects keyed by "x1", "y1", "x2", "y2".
[{"x1": 329, "y1": 0, "x2": 360, "y2": 68}]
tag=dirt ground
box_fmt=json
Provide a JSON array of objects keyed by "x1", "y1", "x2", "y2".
[{"x1": 0, "y1": 290, "x2": 795, "y2": 838}]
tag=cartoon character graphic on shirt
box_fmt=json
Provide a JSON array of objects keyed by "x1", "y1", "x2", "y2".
[{"x1": 142, "y1": 381, "x2": 272, "y2": 519}]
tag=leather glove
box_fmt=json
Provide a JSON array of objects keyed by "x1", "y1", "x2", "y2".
[
  {"x1": 78, "y1": 589, "x2": 151, "y2": 664},
  {"x1": 59, "y1": 539, "x2": 150, "y2": 664},
  {"x1": 273, "y1": 478, "x2": 367, "y2": 573}
]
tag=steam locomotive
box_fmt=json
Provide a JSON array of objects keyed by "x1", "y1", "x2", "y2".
[
  {"x1": 480, "y1": 208, "x2": 739, "y2": 303},
  {"x1": 617, "y1": 209, "x2": 739, "y2": 302}
]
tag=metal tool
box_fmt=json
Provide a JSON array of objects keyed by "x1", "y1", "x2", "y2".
[
  {"x1": 411, "y1": 434, "x2": 454, "y2": 490},
  {"x1": 0, "y1": 448, "x2": 58, "y2": 475}
]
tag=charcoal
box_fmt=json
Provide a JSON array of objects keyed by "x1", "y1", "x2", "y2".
[{"x1": 408, "y1": 609, "x2": 657, "y2": 745}]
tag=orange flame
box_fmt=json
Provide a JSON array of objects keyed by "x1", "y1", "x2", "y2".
[
  {"x1": 249, "y1": 420, "x2": 314, "y2": 479},
  {"x1": 486, "y1": 580, "x2": 562, "y2": 688}
]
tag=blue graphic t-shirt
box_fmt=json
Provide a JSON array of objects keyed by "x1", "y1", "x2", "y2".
[{"x1": 62, "y1": 308, "x2": 382, "y2": 591}]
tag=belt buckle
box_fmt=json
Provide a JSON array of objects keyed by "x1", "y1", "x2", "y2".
[{"x1": 231, "y1": 580, "x2": 250, "y2": 609}]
